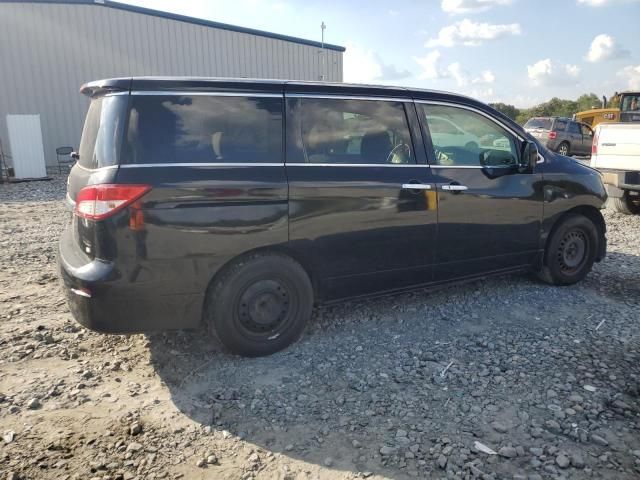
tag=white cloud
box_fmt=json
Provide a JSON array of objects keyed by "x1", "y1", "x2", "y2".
[
  {"x1": 474, "y1": 70, "x2": 495, "y2": 84},
  {"x1": 527, "y1": 59, "x2": 580, "y2": 86},
  {"x1": 414, "y1": 50, "x2": 495, "y2": 87},
  {"x1": 415, "y1": 50, "x2": 443, "y2": 80},
  {"x1": 378, "y1": 63, "x2": 412, "y2": 81},
  {"x1": 578, "y1": 0, "x2": 640, "y2": 5},
  {"x1": 344, "y1": 42, "x2": 382, "y2": 83},
  {"x1": 343, "y1": 42, "x2": 411, "y2": 84},
  {"x1": 618, "y1": 65, "x2": 640, "y2": 89},
  {"x1": 586, "y1": 34, "x2": 629, "y2": 62},
  {"x1": 426, "y1": 19, "x2": 521, "y2": 47},
  {"x1": 578, "y1": 0, "x2": 612, "y2": 4},
  {"x1": 446, "y1": 62, "x2": 468, "y2": 86},
  {"x1": 441, "y1": 0, "x2": 512, "y2": 13},
  {"x1": 469, "y1": 87, "x2": 495, "y2": 102}
]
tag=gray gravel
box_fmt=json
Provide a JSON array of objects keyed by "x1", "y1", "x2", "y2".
[{"x1": 1, "y1": 175, "x2": 639, "y2": 480}]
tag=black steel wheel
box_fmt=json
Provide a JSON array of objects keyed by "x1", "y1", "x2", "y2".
[
  {"x1": 556, "y1": 230, "x2": 588, "y2": 275},
  {"x1": 205, "y1": 253, "x2": 313, "y2": 357},
  {"x1": 538, "y1": 214, "x2": 598, "y2": 285}
]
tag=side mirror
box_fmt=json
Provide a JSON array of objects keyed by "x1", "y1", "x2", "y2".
[
  {"x1": 520, "y1": 141, "x2": 538, "y2": 173},
  {"x1": 70, "y1": 151, "x2": 79, "y2": 161}
]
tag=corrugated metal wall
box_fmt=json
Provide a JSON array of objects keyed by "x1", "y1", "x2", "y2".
[{"x1": 0, "y1": 2, "x2": 343, "y2": 170}]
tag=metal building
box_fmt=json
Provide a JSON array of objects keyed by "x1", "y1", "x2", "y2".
[{"x1": 0, "y1": 0, "x2": 344, "y2": 176}]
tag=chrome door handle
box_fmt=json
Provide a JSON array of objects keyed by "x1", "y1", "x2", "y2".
[
  {"x1": 441, "y1": 184, "x2": 468, "y2": 191},
  {"x1": 402, "y1": 183, "x2": 432, "y2": 190}
]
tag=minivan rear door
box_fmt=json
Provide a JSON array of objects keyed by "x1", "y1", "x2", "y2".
[
  {"x1": 65, "y1": 91, "x2": 128, "y2": 259},
  {"x1": 284, "y1": 91, "x2": 438, "y2": 300}
]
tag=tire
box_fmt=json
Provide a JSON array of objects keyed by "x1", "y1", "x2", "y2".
[
  {"x1": 557, "y1": 142, "x2": 570, "y2": 156},
  {"x1": 204, "y1": 253, "x2": 313, "y2": 357},
  {"x1": 612, "y1": 192, "x2": 640, "y2": 215},
  {"x1": 537, "y1": 214, "x2": 598, "y2": 286}
]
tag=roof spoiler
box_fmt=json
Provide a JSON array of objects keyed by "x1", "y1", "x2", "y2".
[{"x1": 80, "y1": 78, "x2": 132, "y2": 97}]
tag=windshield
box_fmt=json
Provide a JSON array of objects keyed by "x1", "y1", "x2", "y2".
[
  {"x1": 524, "y1": 118, "x2": 552, "y2": 130},
  {"x1": 620, "y1": 94, "x2": 640, "y2": 112},
  {"x1": 78, "y1": 95, "x2": 127, "y2": 169}
]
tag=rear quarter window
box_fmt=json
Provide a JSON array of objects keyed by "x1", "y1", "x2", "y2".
[
  {"x1": 553, "y1": 120, "x2": 567, "y2": 131},
  {"x1": 78, "y1": 95, "x2": 127, "y2": 169},
  {"x1": 122, "y1": 95, "x2": 283, "y2": 164}
]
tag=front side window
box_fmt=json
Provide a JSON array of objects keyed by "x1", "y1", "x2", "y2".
[
  {"x1": 123, "y1": 95, "x2": 283, "y2": 164},
  {"x1": 299, "y1": 98, "x2": 413, "y2": 164},
  {"x1": 621, "y1": 95, "x2": 640, "y2": 112},
  {"x1": 419, "y1": 104, "x2": 518, "y2": 167},
  {"x1": 580, "y1": 124, "x2": 593, "y2": 136}
]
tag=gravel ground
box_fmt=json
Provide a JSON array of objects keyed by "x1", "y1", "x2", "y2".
[{"x1": 1, "y1": 175, "x2": 639, "y2": 480}]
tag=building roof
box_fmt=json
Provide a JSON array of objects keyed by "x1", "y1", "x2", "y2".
[{"x1": 5, "y1": 0, "x2": 346, "y2": 52}]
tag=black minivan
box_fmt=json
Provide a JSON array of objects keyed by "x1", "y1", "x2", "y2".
[{"x1": 59, "y1": 77, "x2": 607, "y2": 356}]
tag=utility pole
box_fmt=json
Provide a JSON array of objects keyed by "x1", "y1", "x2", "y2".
[{"x1": 320, "y1": 21, "x2": 326, "y2": 81}]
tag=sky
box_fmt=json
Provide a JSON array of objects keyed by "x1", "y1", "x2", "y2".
[{"x1": 120, "y1": 0, "x2": 640, "y2": 108}]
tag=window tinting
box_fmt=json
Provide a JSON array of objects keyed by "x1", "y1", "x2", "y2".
[
  {"x1": 124, "y1": 95, "x2": 283, "y2": 164},
  {"x1": 567, "y1": 122, "x2": 581, "y2": 134},
  {"x1": 299, "y1": 99, "x2": 413, "y2": 164},
  {"x1": 78, "y1": 96, "x2": 127, "y2": 169},
  {"x1": 524, "y1": 118, "x2": 552, "y2": 130},
  {"x1": 420, "y1": 104, "x2": 518, "y2": 167},
  {"x1": 621, "y1": 95, "x2": 640, "y2": 112},
  {"x1": 553, "y1": 120, "x2": 567, "y2": 131}
]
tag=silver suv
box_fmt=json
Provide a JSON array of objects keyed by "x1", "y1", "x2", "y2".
[{"x1": 524, "y1": 117, "x2": 593, "y2": 156}]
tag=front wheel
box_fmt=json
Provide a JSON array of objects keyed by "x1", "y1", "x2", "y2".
[
  {"x1": 205, "y1": 253, "x2": 314, "y2": 357},
  {"x1": 611, "y1": 192, "x2": 640, "y2": 215},
  {"x1": 538, "y1": 214, "x2": 598, "y2": 285}
]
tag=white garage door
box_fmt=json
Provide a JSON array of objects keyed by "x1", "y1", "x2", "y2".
[{"x1": 7, "y1": 114, "x2": 47, "y2": 179}]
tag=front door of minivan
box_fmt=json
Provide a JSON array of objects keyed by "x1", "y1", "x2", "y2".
[
  {"x1": 417, "y1": 102, "x2": 544, "y2": 281},
  {"x1": 285, "y1": 95, "x2": 438, "y2": 299}
]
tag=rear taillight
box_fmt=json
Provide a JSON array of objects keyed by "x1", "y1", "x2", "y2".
[
  {"x1": 75, "y1": 184, "x2": 151, "y2": 221},
  {"x1": 548, "y1": 131, "x2": 557, "y2": 140},
  {"x1": 592, "y1": 129, "x2": 599, "y2": 155}
]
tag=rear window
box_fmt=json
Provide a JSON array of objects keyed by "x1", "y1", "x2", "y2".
[
  {"x1": 123, "y1": 95, "x2": 283, "y2": 164},
  {"x1": 524, "y1": 118, "x2": 552, "y2": 130},
  {"x1": 78, "y1": 95, "x2": 127, "y2": 169}
]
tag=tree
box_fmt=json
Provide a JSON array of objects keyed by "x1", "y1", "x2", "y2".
[
  {"x1": 576, "y1": 93, "x2": 602, "y2": 112},
  {"x1": 513, "y1": 93, "x2": 604, "y2": 125},
  {"x1": 488, "y1": 102, "x2": 520, "y2": 121},
  {"x1": 608, "y1": 93, "x2": 621, "y2": 108}
]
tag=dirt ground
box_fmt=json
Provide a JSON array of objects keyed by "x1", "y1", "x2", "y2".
[{"x1": 1, "y1": 176, "x2": 639, "y2": 480}]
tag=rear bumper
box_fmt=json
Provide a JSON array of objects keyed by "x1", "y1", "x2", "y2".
[{"x1": 58, "y1": 226, "x2": 203, "y2": 333}]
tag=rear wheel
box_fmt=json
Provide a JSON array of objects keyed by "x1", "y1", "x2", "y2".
[
  {"x1": 557, "y1": 141, "x2": 570, "y2": 156},
  {"x1": 611, "y1": 192, "x2": 640, "y2": 215},
  {"x1": 538, "y1": 214, "x2": 598, "y2": 285},
  {"x1": 205, "y1": 253, "x2": 313, "y2": 357}
]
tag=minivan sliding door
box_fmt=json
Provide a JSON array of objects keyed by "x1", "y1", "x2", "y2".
[{"x1": 284, "y1": 95, "x2": 438, "y2": 300}]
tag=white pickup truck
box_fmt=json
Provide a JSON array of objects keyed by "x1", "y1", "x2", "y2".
[{"x1": 590, "y1": 123, "x2": 640, "y2": 214}]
